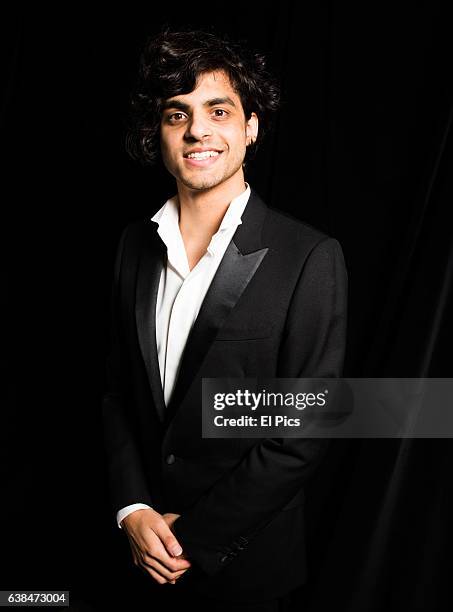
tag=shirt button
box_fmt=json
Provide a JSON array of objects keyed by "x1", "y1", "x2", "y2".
[{"x1": 165, "y1": 454, "x2": 176, "y2": 465}]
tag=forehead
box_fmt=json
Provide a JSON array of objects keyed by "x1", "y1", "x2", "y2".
[{"x1": 166, "y1": 70, "x2": 241, "y2": 105}]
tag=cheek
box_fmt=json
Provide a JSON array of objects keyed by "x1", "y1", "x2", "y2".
[
  {"x1": 160, "y1": 142, "x2": 178, "y2": 170},
  {"x1": 160, "y1": 135, "x2": 169, "y2": 154},
  {"x1": 160, "y1": 131, "x2": 177, "y2": 156},
  {"x1": 224, "y1": 126, "x2": 247, "y2": 154}
]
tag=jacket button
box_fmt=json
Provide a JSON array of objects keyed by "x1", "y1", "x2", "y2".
[{"x1": 166, "y1": 454, "x2": 176, "y2": 465}]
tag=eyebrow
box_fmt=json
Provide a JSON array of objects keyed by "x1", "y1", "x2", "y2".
[{"x1": 162, "y1": 96, "x2": 237, "y2": 112}]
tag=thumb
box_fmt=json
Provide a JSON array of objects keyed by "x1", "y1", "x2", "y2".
[{"x1": 163, "y1": 533, "x2": 183, "y2": 557}]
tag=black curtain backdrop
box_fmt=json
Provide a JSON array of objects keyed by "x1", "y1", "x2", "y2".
[{"x1": 2, "y1": 3, "x2": 452, "y2": 611}]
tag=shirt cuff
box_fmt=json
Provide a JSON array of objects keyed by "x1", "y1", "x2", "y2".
[{"x1": 116, "y1": 503, "x2": 153, "y2": 529}]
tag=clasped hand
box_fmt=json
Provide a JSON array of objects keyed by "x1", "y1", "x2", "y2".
[{"x1": 122, "y1": 509, "x2": 192, "y2": 584}]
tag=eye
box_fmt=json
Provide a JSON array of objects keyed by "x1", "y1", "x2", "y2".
[
  {"x1": 166, "y1": 112, "x2": 187, "y2": 124},
  {"x1": 212, "y1": 108, "x2": 228, "y2": 118}
]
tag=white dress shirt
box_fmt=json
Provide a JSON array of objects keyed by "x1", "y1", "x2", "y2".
[{"x1": 116, "y1": 184, "x2": 251, "y2": 528}]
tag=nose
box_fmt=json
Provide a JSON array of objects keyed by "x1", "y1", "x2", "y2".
[{"x1": 184, "y1": 111, "x2": 212, "y2": 141}]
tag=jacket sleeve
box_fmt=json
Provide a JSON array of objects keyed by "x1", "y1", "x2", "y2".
[
  {"x1": 173, "y1": 237, "x2": 348, "y2": 576},
  {"x1": 102, "y1": 226, "x2": 154, "y2": 518}
]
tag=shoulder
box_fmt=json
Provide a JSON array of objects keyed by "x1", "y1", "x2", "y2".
[
  {"x1": 248, "y1": 188, "x2": 329, "y2": 244},
  {"x1": 116, "y1": 217, "x2": 157, "y2": 251},
  {"x1": 260, "y1": 203, "x2": 348, "y2": 291},
  {"x1": 259, "y1": 197, "x2": 342, "y2": 262},
  {"x1": 265, "y1": 204, "x2": 329, "y2": 243}
]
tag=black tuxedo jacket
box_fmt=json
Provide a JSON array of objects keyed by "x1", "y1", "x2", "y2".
[{"x1": 102, "y1": 189, "x2": 348, "y2": 602}]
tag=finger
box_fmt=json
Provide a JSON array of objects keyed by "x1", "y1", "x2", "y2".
[
  {"x1": 128, "y1": 538, "x2": 141, "y2": 567},
  {"x1": 145, "y1": 534, "x2": 191, "y2": 572},
  {"x1": 140, "y1": 559, "x2": 187, "y2": 585},
  {"x1": 141, "y1": 555, "x2": 190, "y2": 582},
  {"x1": 153, "y1": 523, "x2": 184, "y2": 558},
  {"x1": 144, "y1": 565, "x2": 170, "y2": 585},
  {"x1": 126, "y1": 524, "x2": 188, "y2": 572},
  {"x1": 125, "y1": 519, "x2": 191, "y2": 573}
]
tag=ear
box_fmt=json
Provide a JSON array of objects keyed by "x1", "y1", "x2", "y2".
[{"x1": 246, "y1": 112, "x2": 259, "y2": 146}]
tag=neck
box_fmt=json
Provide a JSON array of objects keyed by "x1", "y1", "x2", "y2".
[{"x1": 176, "y1": 171, "x2": 247, "y2": 238}]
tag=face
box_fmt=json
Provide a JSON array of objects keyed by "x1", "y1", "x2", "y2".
[{"x1": 159, "y1": 70, "x2": 258, "y2": 192}]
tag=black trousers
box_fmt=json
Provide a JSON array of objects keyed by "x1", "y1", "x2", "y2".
[
  {"x1": 165, "y1": 584, "x2": 294, "y2": 612},
  {"x1": 118, "y1": 563, "x2": 297, "y2": 611}
]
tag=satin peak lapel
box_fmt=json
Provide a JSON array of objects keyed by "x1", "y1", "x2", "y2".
[
  {"x1": 163, "y1": 190, "x2": 269, "y2": 427},
  {"x1": 135, "y1": 222, "x2": 167, "y2": 423}
]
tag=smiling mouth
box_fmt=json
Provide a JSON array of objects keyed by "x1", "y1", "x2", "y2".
[{"x1": 184, "y1": 150, "x2": 223, "y2": 160}]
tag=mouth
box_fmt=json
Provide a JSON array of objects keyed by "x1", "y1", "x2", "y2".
[{"x1": 183, "y1": 149, "x2": 224, "y2": 167}]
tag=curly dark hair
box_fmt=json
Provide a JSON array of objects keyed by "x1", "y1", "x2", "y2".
[{"x1": 125, "y1": 27, "x2": 281, "y2": 167}]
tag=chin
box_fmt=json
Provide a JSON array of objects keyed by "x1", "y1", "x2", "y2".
[{"x1": 180, "y1": 174, "x2": 225, "y2": 191}]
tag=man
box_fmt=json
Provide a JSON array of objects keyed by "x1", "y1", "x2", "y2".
[{"x1": 102, "y1": 27, "x2": 348, "y2": 612}]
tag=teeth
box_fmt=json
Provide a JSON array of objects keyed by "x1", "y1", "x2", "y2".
[{"x1": 187, "y1": 151, "x2": 220, "y2": 159}]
